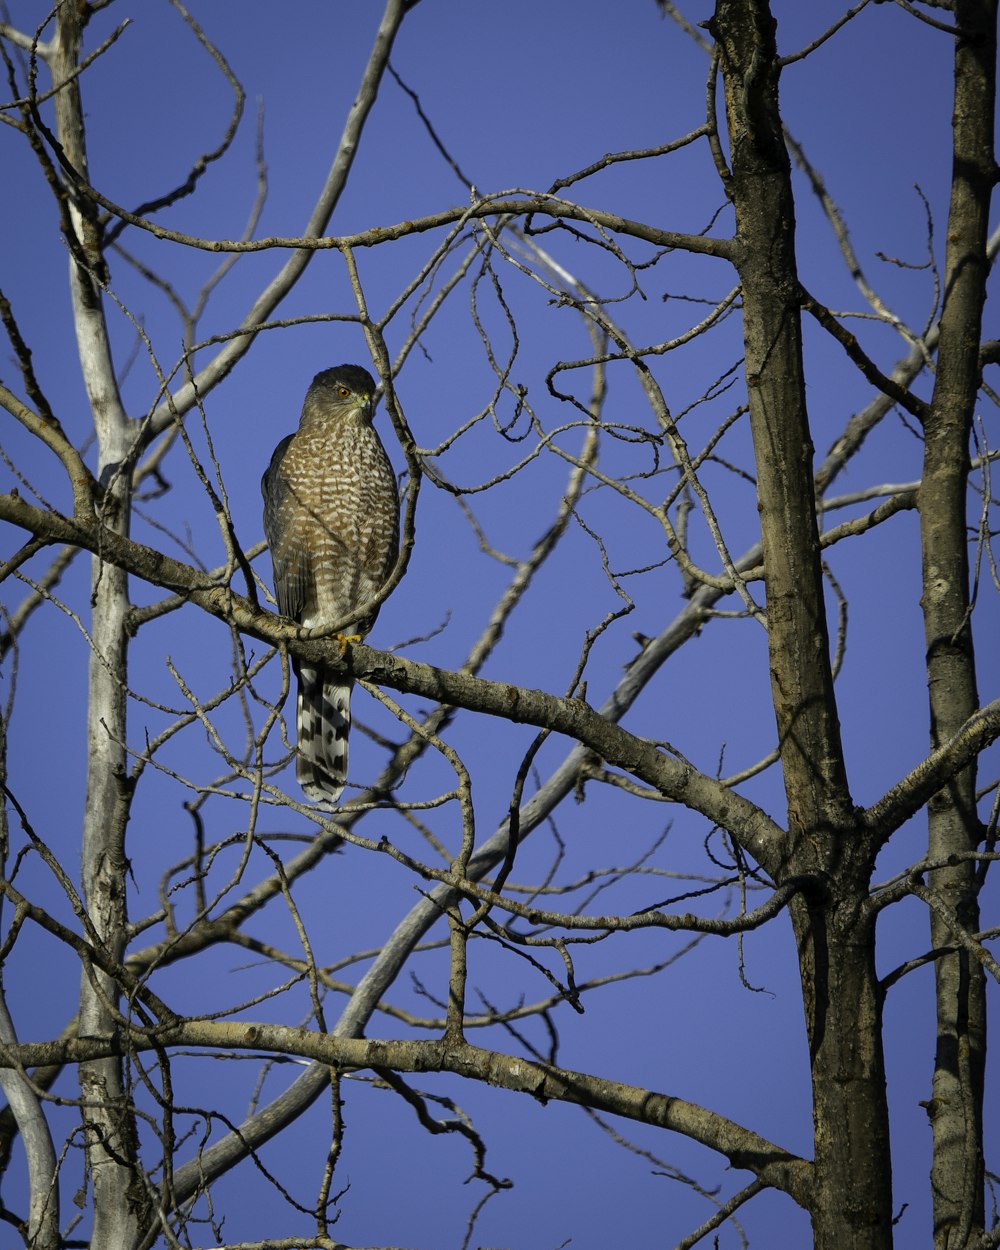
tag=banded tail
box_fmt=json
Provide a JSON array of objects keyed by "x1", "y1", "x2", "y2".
[{"x1": 295, "y1": 664, "x2": 352, "y2": 808}]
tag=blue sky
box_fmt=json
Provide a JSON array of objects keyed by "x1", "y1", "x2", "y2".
[{"x1": 1, "y1": 1, "x2": 998, "y2": 1246}]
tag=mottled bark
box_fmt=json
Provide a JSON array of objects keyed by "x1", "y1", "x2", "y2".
[
  {"x1": 0, "y1": 2, "x2": 994, "y2": 1244},
  {"x1": 711, "y1": 2, "x2": 891, "y2": 1246},
  {"x1": 711, "y1": 0, "x2": 850, "y2": 843},
  {"x1": 0, "y1": 1022, "x2": 815, "y2": 1211},
  {"x1": 49, "y1": 9, "x2": 146, "y2": 1248},
  {"x1": 919, "y1": 2, "x2": 996, "y2": 1245}
]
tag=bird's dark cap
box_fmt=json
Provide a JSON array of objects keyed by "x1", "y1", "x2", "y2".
[{"x1": 309, "y1": 364, "x2": 377, "y2": 397}]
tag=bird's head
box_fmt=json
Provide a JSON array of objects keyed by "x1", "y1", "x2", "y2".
[{"x1": 301, "y1": 364, "x2": 378, "y2": 425}]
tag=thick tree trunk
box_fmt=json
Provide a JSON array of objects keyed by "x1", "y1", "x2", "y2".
[
  {"x1": 710, "y1": 0, "x2": 850, "y2": 845},
  {"x1": 920, "y1": 3, "x2": 995, "y2": 1245},
  {"x1": 711, "y1": 2, "x2": 892, "y2": 1245},
  {"x1": 790, "y1": 884, "x2": 892, "y2": 1250}
]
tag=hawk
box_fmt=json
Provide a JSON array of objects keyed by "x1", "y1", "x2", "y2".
[{"x1": 262, "y1": 364, "x2": 400, "y2": 807}]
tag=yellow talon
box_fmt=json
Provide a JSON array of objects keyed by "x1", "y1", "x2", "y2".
[{"x1": 335, "y1": 632, "x2": 363, "y2": 655}]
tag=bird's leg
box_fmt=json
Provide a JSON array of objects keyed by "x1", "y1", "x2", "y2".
[{"x1": 334, "y1": 633, "x2": 362, "y2": 654}]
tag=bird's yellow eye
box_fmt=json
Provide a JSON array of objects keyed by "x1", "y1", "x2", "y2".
[{"x1": 337, "y1": 386, "x2": 351, "y2": 399}]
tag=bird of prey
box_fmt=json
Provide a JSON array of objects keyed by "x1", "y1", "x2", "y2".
[{"x1": 262, "y1": 364, "x2": 400, "y2": 807}]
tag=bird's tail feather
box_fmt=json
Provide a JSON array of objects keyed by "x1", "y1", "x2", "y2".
[{"x1": 296, "y1": 665, "x2": 352, "y2": 808}]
